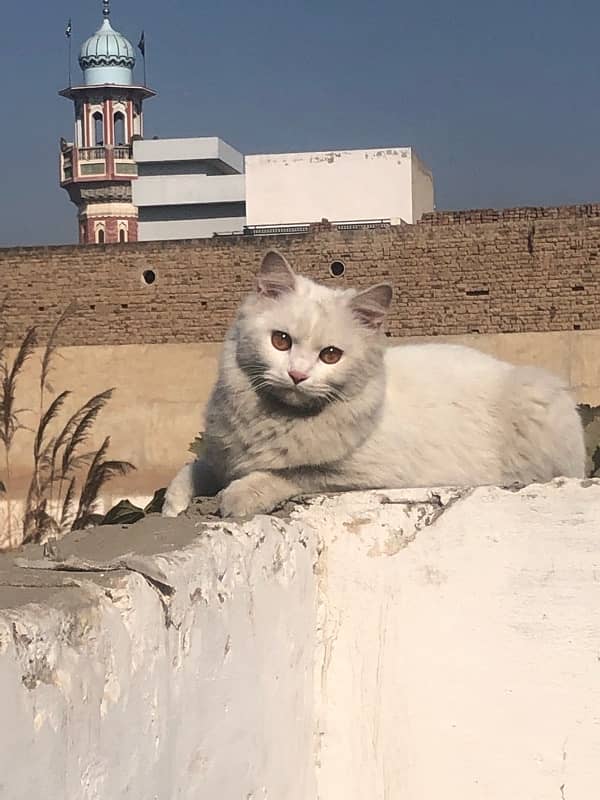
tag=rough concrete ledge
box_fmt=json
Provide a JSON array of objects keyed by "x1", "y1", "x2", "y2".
[
  {"x1": 1, "y1": 480, "x2": 600, "y2": 799},
  {"x1": 0, "y1": 510, "x2": 318, "y2": 799}
]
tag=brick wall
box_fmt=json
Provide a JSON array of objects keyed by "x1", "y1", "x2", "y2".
[{"x1": 1, "y1": 203, "x2": 600, "y2": 346}]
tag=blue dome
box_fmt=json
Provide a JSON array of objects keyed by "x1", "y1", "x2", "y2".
[{"x1": 79, "y1": 17, "x2": 135, "y2": 86}]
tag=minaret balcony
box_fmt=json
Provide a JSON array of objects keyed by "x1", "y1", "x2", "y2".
[{"x1": 60, "y1": 143, "x2": 138, "y2": 185}]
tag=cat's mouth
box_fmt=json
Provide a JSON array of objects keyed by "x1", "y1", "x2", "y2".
[
  {"x1": 240, "y1": 360, "x2": 333, "y2": 412},
  {"x1": 256, "y1": 379, "x2": 331, "y2": 413},
  {"x1": 277, "y1": 381, "x2": 322, "y2": 403}
]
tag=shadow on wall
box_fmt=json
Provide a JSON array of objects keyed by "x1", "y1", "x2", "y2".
[{"x1": 579, "y1": 405, "x2": 600, "y2": 478}]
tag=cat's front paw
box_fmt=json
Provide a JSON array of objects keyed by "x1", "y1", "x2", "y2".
[
  {"x1": 162, "y1": 463, "x2": 194, "y2": 517},
  {"x1": 219, "y1": 472, "x2": 291, "y2": 518}
]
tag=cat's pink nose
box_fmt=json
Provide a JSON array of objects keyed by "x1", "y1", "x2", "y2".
[{"x1": 288, "y1": 369, "x2": 309, "y2": 385}]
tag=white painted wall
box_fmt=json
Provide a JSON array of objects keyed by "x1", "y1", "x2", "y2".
[
  {"x1": 310, "y1": 482, "x2": 600, "y2": 799},
  {"x1": 133, "y1": 174, "x2": 245, "y2": 207},
  {"x1": 3, "y1": 480, "x2": 597, "y2": 798},
  {"x1": 245, "y1": 147, "x2": 434, "y2": 226}
]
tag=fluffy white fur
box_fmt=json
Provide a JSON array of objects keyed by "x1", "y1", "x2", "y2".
[{"x1": 163, "y1": 250, "x2": 585, "y2": 518}]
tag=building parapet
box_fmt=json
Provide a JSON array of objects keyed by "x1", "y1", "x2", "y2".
[
  {"x1": 240, "y1": 218, "x2": 392, "y2": 237},
  {"x1": 60, "y1": 143, "x2": 137, "y2": 184}
]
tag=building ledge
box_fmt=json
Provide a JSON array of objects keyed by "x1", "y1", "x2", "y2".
[
  {"x1": 59, "y1": 84, "x2": 156, "y2": 100},
  {"x1": 133, "y1": 136, "x2": 244, "y2": 175}
]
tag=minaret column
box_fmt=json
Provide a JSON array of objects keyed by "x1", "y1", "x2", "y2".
[{"x1": 58, "y1": 0, "x2": 155, "y2": 244}]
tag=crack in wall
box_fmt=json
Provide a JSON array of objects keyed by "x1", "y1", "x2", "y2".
[{"x1": 370, "y1": 488, "x2": 472, "y2": 555}]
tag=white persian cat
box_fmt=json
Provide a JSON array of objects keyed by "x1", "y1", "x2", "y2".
[{"x1": 163, "y1": 250, "x2": 585, "y2": 518}]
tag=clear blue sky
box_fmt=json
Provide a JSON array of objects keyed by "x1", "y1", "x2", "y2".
[{"x1": 0, "y1": 0, "x2": 599, "y2": 246}]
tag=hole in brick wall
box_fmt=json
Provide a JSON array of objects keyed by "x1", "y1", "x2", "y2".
[
  {"x1": 121, "y1": 303, "x2": 128, "y2": 309},
  {"x1": 38, "y1": 306, "x2": 45, "y2": 311},
  {"x1": 574, "y1": 324, "x2": 581, "y2": 330},
  {"x1": 572, "y1": 285, "x2": 585, "y2": 291},
  {"x1": 89, "y1": 304, "x2": 95, "y2": 310},
  {"x1": 384, "y1": 331, "x2": 392, "y2": 337},
  {"x1": 329, "y1": 260, "x2": 346, "y2": 277},
  {"x1": 465, "y1": 289, "x2": 489, "y2": 297},
  {"x1": 201, "y1": 301, "x2": 207, "y2": 308},
  {"x1": 469, "y1": 328, "x2": 481, "y2": 333},
  {"x1": 142, "y1": 269, "x2": 156, "y2": 285}
]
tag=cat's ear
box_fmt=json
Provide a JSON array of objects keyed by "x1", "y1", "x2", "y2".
[
  {"x1": 350, "y1": 284, "x2": 393, "y2": 329},
  {"x1": 257, "y1": 250, "x2": 296, "y2": 298}
]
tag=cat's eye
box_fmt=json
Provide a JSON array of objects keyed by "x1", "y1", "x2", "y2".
[
  {"x1": 319, "y1": 346, "x2": 343, "y2": 365},
  {"x1": 271, "y1": 330, "x2": 292, "y2": 351}
]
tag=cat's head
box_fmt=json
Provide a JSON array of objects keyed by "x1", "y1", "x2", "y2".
[{"x1": 234, "y1": 250, "x2": 393, "y2": 410}]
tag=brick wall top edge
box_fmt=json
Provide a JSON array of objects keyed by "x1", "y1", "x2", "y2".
[
  {"x1": 0, "y1": 229, "x2": 369, "y2": 258},
  {"x1": 3, "y1": 200, "x2": 600, "y2": 256},
  {"x1": 420, "y1": 202, "x2": 600, "y2": 225}
]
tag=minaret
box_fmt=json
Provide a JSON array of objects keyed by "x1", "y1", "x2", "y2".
[{"x1": 59, "y1": 0, "x2": 155, "y2": 244}]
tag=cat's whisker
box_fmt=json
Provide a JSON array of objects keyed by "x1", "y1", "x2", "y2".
[{"x1": 314, "y1": 385, "x2": 349, "y2": 404}]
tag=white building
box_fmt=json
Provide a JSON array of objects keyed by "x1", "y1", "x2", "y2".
[
  {"x1": 245, "y1": 148, "x2": 433, "y2": 228},
  {"x1": 132, "y1": 137, "x2": 246, "y2": 241},
  {"x1": 132, "y1": 139, "x2": 434, "y2": 241}
]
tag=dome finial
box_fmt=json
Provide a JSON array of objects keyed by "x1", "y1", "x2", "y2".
[{"x1": 102, "y1": 0, "x2": 110, "y2": 18}]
